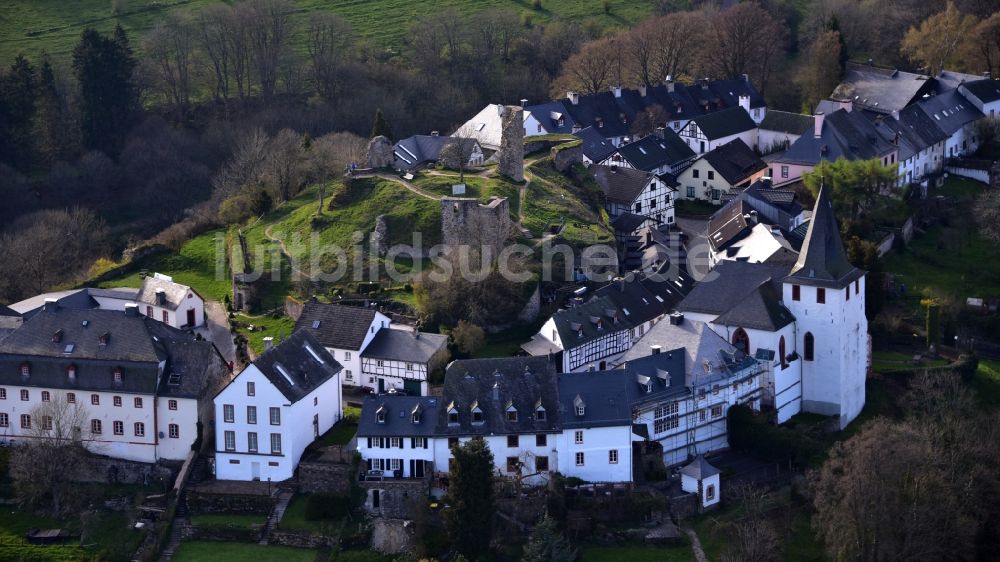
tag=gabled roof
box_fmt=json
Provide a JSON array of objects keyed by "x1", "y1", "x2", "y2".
[
  {"x1": 787, "y1": 187, "x2": 863, "y2": 288},
  {"x1": 247, "y1": 329, "x2": 342, "y2": 403},
  {"x1": 622, "y1": 316, "x2": 753, "y2": 386},
  {"x1": 933, "y1": 70, "x2": 986, "y2": 93},
  {"x1": 591, "y1": 165, "x2": 654, "y2": 204},
  {"x1": 558, "y1": 370, "x2": 634, "y2": 429},
  {"x1": 393, "y1": 135, "x2": 478, "y2": 171},
  {"x1": 136, "y1": 274, "x2": 198, "y2": 312},
  {"x1": 614, "y1": 129, "x2": 695, "y2": 171},
  {"x1": 0, "y1": 306, "x2": 161, "y2": 363},
  {"x1": 563, "y1": 91, "x2": 633, "y2": 138},
  {"x1": 830, "y1": 62, "x2": 935, "y2": 114},
  {"x1": 759, "y1": 111, "x2": 814, "y2": 135},
  {"x1": 680, "y1": 455, "x2": 720, "y2": 479},
  {"x1": 611, "y1": 212, "x2": 654, "y2": 235},
  {"x1": 700, "y1": 139, "x2": 766, "y2": 186},
  {"x1": 916, "y1": 89, "x2": 984, "y2": 135},
  {"x1": 961, "y1": 78, "x2": 1000, "y2": 104},
  {"x1": 691, "y1": 106, "x2": 756, "y2": 140},
  {"x1": 574, "y1": 126, "x2": 617, "y2": 163},
  {"x1": 776, "y1": 109, "x2": 896, "y2": 166},
  {"x1": 713, "y1": 278, "x2": 795, "y2": 331},
  {"x1": 707, "y1": 199, "x2": 753, "y2": 252},
  {"x1": 678, "y1": 260, "x2": 791, "y2": 318},
  {"x1": 525, "y1": 101, "x2": 576, "y2": 134},
  {"x1": 437, "y1": 356, "x2": 560, "y2": 436},
  {"x1": 360, "y1": 328, "x2": 447, "y2": 364},
  {"x1": 357, "y1": 395, "x2": 440, "y2": 437},
  {"x1": 9, "y1": 289, "x2": 98, "y2": 318},
  {"x1": 294, "y1": 301, "x2": 381, "y2": 351}
]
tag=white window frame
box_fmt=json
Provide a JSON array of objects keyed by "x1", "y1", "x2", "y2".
[
  {"x1": 574, "y1": 430, "x2": 583, "y2": 445},
  {"x1": 575, "y1": 452, "x2": 585, "y2": 466},
  {"x1": 609, "y1": 449, "x2": 618, "y2": 464},
  {"x1": 224, "y1": 430, "x2": 236, "y2": 451},
  {"x1": 223, "y1": 404, "x2": 235, "y2": 423}
]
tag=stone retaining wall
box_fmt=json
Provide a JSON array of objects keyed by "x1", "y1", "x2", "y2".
[
  {"x1": 187, "y1": 491, "x2": 274, "y2": 514},
  {"x1": 268, "y1": 529, "x2": 336, "y2": 549},
  {"x1": 298, "y1": 461, "x2": 353, "y2": 495}
]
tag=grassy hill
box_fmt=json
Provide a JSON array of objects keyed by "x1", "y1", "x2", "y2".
[{"x1": 0, "y1": 0, "x2": 655, "y2": 63}]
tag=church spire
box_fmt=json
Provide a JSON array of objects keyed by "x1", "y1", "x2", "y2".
[{"x1": 787, "y1": 185, "x2": 861, "y2": 287}]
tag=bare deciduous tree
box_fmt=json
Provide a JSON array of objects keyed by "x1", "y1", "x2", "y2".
[
  {"x1": 263, "y1": 128, "x2": 304, "y2": 201},
  {"x1": 144, "y1": 14, "x2": 194, "y2": 120},
  {"x1": 695, "y1": 3, "x2": 788, "y2": 97},
  {"x1": 552, "y1": 36, "x2": 623, "y2": 95},
  {"x1": 307, "y1": 13, "x2": 355, "y2": 103},
  {"x1": 212, "y1": 126, "x2": 269, "y2": 200}
]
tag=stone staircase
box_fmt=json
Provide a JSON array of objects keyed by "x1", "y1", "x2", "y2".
[
  {"x1": 158, "y1": 492, "x2": 189, "y2": 561},
  {"x1": 258, "y1": 490, "x2": 294, "y2": 545}
]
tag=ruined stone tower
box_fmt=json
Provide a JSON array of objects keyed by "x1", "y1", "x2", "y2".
[
  {"x1": 440, "y1": 197, "x2": 512, "y2": 260},
  {"x1": 498, "y1": 105, "x2": 525, "y2": 182}
]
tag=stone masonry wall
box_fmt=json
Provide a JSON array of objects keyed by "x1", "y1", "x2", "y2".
[
  {"x1": 440, "y1": 197, "x2": 512, "y2": 259},
  {"x1": 297, "y1": 461, "x2": 353, "y2": 495},
  {"x1": 552, "y1": 144, "x2": 583, "y2": 172},
  {"x1": 360, "y1": 479, "x2": 428, "y2": 519},
  {"x1": 78, "y1": 455, "x2": 176, "y2": 487},
  {"x1": 498, "y1": 106, "x2": 525, "y2": 182}
]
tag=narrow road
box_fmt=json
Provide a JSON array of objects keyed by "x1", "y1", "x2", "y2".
[
  {"x1": 683, "y1": 526, "x2": 710, "y2": 562},
  {"x1": 352, "y1": 171, "x2": 442, "y2": 200},
  {"x1": 263, "y1": 223, "x2": 308, "y2": 279}
]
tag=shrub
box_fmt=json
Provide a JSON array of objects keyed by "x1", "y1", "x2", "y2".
[
  {"x1": 521, "y1": 11, "x2": 534, "y2": 27},
  {"x1": 304, "y1": 493, "x2": 350, "y2": 521},
  {"x1": 602, "y1": 0, "x2": 611, "y2": 13},
  {"x1": 532, "y1": 0, "x2": 542, "y2": 10}
]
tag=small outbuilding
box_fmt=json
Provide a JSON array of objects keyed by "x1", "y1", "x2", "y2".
[{"x1": 680, "y1": 455, "x2": 721, "y2": 509}]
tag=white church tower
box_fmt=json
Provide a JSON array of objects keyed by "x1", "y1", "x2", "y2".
[{"x1": 782, "y1": 187, "x2": 868, "y2": 428}]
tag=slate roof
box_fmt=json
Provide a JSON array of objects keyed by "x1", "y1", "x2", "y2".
[
  {"x1": 0, "y1": 306, "x2": 220, "y2": 396},
  {"x1": 136, "y1": 275, "x2": 198, "y2": 312},
  {"x1": 933, "y1": 70, "x2": 986, "y2": 93},
  {"x1": 525, "y1": 101, "x2": 576, "y2": 134},
  {"x1": 611, "y1": 212, "x2": 654, "y2": 235},
  {"x1": 678, "y1": 260, "x2": 791, "y2": 318},
  {"x1": 707, "y1": 199, "x2": 754, "y2": 252},
  {"x1": 360, "y1": 328, "x2": 447, "y2": 364},
  {"x1": 681, "y1": 455, "x2": 720, "y2": 479},
  {"x1": 9, "y1": 289, "x2": 98, "y2": 318},
  {"x1": 962, "y1": 78, "x2": 1000, "y2": 104},
  {"x1": 591, "y1": 165, "x2": 653, "y2": 204},
  {"x1": 621, "y1": 350, "x2": 688, "y2": 407},
  {"x1": 614, "y1": 130, "x2": 695, "y2": 172},
  {"x1": 247, "y1": 329, "x2": 342, "y2": 404},
  {"x1": 437, "y1": 356, "x2": 560, "y2": 436},
  {"x1": 787, "y1": 186, "x2": 863, "y2": 288},
  {"x1": 759, "y1": 111, "x2": 814, "y2": 135},
  {"x1": 86, "y1": 287, "x2": 139, "y2": 301},
  {"x1": 558, "y1": 370, "x2": 634, "y2": 429},
  {"x1": 712, "y1": 279, "x2": 795, "y2": 331},
  {"x1": 574, "y1": 126, "x2": 617, "y2": 163},
  {"x1": 0, "y1": 305, "x2": 20, "y2": 317},
  {"x1": 917, "y1": 89, "x2": 984, "y2": 135},
  {"x1": 357, "y1": 395, "x2": 440, "y2": 437},
  {"x1": 830, "y1": 62, "x2": 935, "y2": 114},
  {"x1": 622, "y1": 316, "x2": 754, "y2": 386},
  {"x1": 776, "y1": 109, "x2": 896, "y2": 166},
  {"x1": 691, "y1": 106, "x2": 756, "y2": 140},
  {"x1": 701, "y1": 139, "x2": 766, "y2": 186},
  {"x1": 393, "y1": 134, "x2": 479, "y2": 171},
  {"x1": 294, "y1": 302, "x2": 380, "y2": 350}
]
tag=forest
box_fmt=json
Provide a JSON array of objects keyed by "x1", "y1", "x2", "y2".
[{"x1": 0, "y1": 0, "x2": 998, "y2": 304}]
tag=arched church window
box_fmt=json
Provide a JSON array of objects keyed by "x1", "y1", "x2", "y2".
[
  {"x1": 804, "y1": 332, "x2": 814, "y2": 361},
  {"x1": 732, "y1": 328, "x2": 750, "y2": 355},
  {"x1": 779, "y1": 336, "x2": 787, "y2": 369}
]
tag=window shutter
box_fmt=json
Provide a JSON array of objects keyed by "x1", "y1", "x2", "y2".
[
  {"x1": 367, "y1": 459, "x2": 372, "y2": 470},
  {"x1": 399, "y1": 438, "x2": 404, "y2": 449},
  {"x1": 410, "y1": 438, "x2": 416, "y2": 448},
  {"x1": 367, "y1": 437, "x2": 372, "y2": 448},
  {"x1": 423, "y1": 439, "x2": 428, "y2": 449}
]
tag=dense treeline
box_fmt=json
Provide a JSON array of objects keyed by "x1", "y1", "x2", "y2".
[{"x1": 0, "y1": 0, "x2": 998, "y2": 304}]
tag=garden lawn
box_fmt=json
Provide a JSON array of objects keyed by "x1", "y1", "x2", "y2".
[
  {"x1": 172, "y1": 541, "x2": 316, "y2": 562},
  {"x1": 582, "y1": 544, "x2": 693, "y2": 562},
  {"x1": 524, "y1": 160, "x2": 611, "y2": 246},
  {"x1": 235, "y1": 313, "x2": 296, "y2": 356},
  {"x1": 971, "y1": 359, "x2": 1000, "y2": 407},
  {"x1": 0, "y1": 0, "x2": 653, "y2": 63},
  {"x1": 315, "y1": 417, "x2": 358, "y2": 447},
  {"x1": 886, "y1": 226, "x2": 1000, "y2": 301},
  {"x1": 0, "y1": 508, "x2": 142, "y2": 562},
  {"x1": 870, "y1": 350, "x2": 948, "y2": 374},
  {"x1": 278, "y1": 494, "x2": 347, "y2": 534},
  {"x1": 412, "y1": 173, "x2": 520, "y2": 219},
  {"x1": 96, "y1": 229, "x2": 231, "y2": 302}
]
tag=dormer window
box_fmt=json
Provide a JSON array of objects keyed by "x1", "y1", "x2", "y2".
[
  {"x1": 19, "y1": 363, "x2": 29, "y2": 377},
  {"x1": 52, "y1": 329, "x2": 63, "y2": 343},
  {"x1": 411, "y1": 404, "x2": 422, "y2": 424},
  {"x1": 574, "y1": 394, "x2": 586, "y2": 417},
  {"x1": 447, "y1": 402, "x2": 459, "y2": 425},
  {"x1": 637, "y1": 374, "x2": 652, "y2": 393},
  {"x1": 99, "y1": 332, "x2": 110, "y2": 346},
  {"x1": 112, "y1": 367, "x2": 122, "y2": 383},
  {"x1": 506, "y1": 403, "x2": 518, "y2": 422},
  {"x1": 471, "y1": 401, "x2": 484, "y2": 424},
  {"x1": 535, "y1": 400, "x2": 546, "y2": 421},
  {"x1": 376, "y1": 405, "x2": 386, "y2": 424}
]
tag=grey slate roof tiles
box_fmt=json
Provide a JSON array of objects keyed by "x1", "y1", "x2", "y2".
[
  {"x1": 248, "y1": 329, "x2": 342, "y2": 404},
  {"x1": 787, "y1": 186, "x2": 863, "y2": 288},
  {"x1": 591, "y1": 165, "x2": 653, "y2": 204},
  {"x1": 360, "y1": 328, "x2": 448, "y2": 364},
  {"x1": 700, "y1": 139, "x2": 766, "y2": 186},
  {"x1": 294, "y1": 301, "x2": 380, "y2": 350},
  {"x1": 691, "y1": 106, "x2": 757, "y2": 140}
]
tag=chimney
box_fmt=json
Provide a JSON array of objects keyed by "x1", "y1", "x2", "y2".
[
  {"x1": 651, "y1": 344, "x2": 662, "y2": 355},
  {"x1": 669, "y1": 312, "x2": 684, "y2": 325},
  {"x1": 124, "y1": 303, "x2": 139, "y2": 317},
  {"x1": 654, "y1": 126, "x2": 666, "y2": 139},
  {"x1": 263, "y1": 336, "x2": 274, "y2": 352},
  {"x1": 571, "y1": 123, "x2": 582, "y2": 133},
  {"x1": 430, "y1": 131, "x2": 439, "y2": 136},
  {"x1": 612, "y1": 85, "x2": 622, "y2": 98},
  {"x1": 701, "y1": 78, "x2": 709, "y2": 90},
  {"x1": 616, "y1": 276, "x2": 626, "y2": 292},
  {"x1": 638, "y1": 85, "x2": 647, "y2": 97},
  {"x1": 738, "y1": 95, "x2": 750, "y2": 115},
  {"x1": 155, "y1": 288, "x2": 166, "y2": 305},
  {"x1": 567, "y1": 91, "x2": 579, "y2": 105},
  {"x1": 891, "y1": 109, "x2": 900, "y2": 121},
  {"x1": 520, "y1": 98, "x2": 528, "y2": 107},
  {"x1": 742, "y1": 73, "x2": 750, "y2": 83},
  {"x1": 813, "y1": 112, "x2": 824, "y2": 138},
  {"x1": 750, "y1": 210, "x2": 758, "y2": 224},
  {"x1": 43, "y1": 298, "x2": 59, "y2": 312},
  {"x1": 666, "y1": 78, "x2": 675, "y2": 93}
]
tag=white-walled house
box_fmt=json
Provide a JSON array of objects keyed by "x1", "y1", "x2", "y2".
[
  {"x1": 675, "y1": 139, "x2": 767, "y2": 204},
  {"x1": 758, "y1": 111, "x2": 814, "y2": 155},
  {"x1": 0, "y1": 302, "x2": 226, "y2": 462},
  {"x1": 959, "y1": 78, "x2": 1000, "y2": 119},
  {"x1": 591, "y1": 165, "x2": 678, "y2": 223},
  {"x1": 599, "y1": 128, "x2": 696, "y2": 176},
  {"x1": 295, "y1": 301, "x2": 390, "y2": 391},
  {"x1": 360, "y1": 328, "x2": 448, "y2": 396},
  {"x1": 213, "y1": 330, "x2": 342, "y2": 481},
  {"x1": 681, "y1": 456, "x2": 721, "y2": 509},
  {"x1": 679, "y1": 106, "x2": 758, "y2": 155}
]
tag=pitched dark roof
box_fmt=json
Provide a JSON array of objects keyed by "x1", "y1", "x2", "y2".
[
  {"x1": 85, "y1": 287, "x2": 138, "y2": 301},
  {"x1": 294, "y1": 302, "x2": 380, "y2": 350},
  {"x1": 558, "y1": 370, "x2": 634, "y2": 429},
  {"x1": 574, "y1": 126, "x2": 617, "y2": 162},
  {"x1": 525, "y1": 101, "x2": 576, "y2": 134},
  {"x1": 357, "y1": 395, "x2": 440, "y2": 437},
  {"x1": 962, "y1": 78, "x2": 1000, "y2": 103},
  {"x1": 713, "y1": 279, "x2": 795, "y2": 331},
  {"x1": 136, "y1": 275, "x2": 198, "y2": 311},
  {"x1": 360, "y1": 329, "x2": 447, "y2": 363},
  {"x1": 691, "y1": 106, "x2": 756, "y2": 140},
  {"x1": 787, "y1": 187, "x2": 863, "y2": 288},
  {"x1": 437, "y1": 356, "x2": 560, "y2": 436},
  {"x1": 776, "y1": 109, "x2": 896, "y2": 166},
  {"x1": 707, "y1": 199, "x2": 753, "y2": 252},
  {"x1": 0, "y1": 306, "x2": 161, "y2": 362},
  {"x1": 248, "y1": 329, "x2": 342, "y2": 403},
  {"x1": 614, "y1": 130, "x2": 695, "y2": 171},
  {"x1": 156, "y1": 337, "x2": 228, "y2": 399},
  {"x1": 9, "y1": 289, "x2": 99, "y2": 319},
  {"x1": 393, "y1": 135, "x2": 477, "y2": 171},
  {"x1": 0, "y1": 305, "x2": 19, "y2": 317},
  {"x1": 611, "y1": 212, "x2": 654, "y2": 235},
  {"x1": 831, "y1": 62, "x2": 935, "y2": 114},
  {"x1": 700, "y1": 139, "x2": 766, "y2": 186},
  {"x1": 678, "y1": 260, "x2": 791, "y2": 317},
  {"x1": 591, "y1": 165, "x2": 653, "y2": 204},
  {"x1": 917, "y1": 89, "x2": 984, "y2": 135},
  {"x1": 681, "y1": 455, "x2": 720, "y2": 479},
  {"x1": 759, "y1": 111, "x2": 814, "y2": 135}
]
